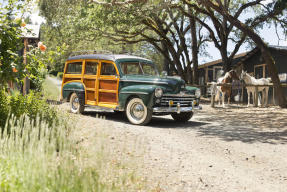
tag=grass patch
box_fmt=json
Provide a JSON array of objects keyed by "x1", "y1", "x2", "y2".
[
  {"x1": 0, "y1": 109, "x2": 147, "y2": 191},
  {"x1": 0, "y1": 77, "x2": 148, "y2": 191},
  {"x1": 0, "y1": 114, "x2": 107, "y2": 192},
  {"x1": 42, "y1": 76, "x2": 60, "y2": 100}
]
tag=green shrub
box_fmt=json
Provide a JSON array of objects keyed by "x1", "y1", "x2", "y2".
[
  {"x1": 0, "y1": 89, "x2": 9, "y2": 127},
  {"x1": 0, "y1": 115, "x2": 103, "y2": 192},
  {"x1": 0, "y1": 91, "x2": 58, "y2": 128},
  {"x1": 49, "y1": 70, "x2": 58, "y2": 77},
  {"x1": 57, "y1": 72, "x2": 63, "y2": 79}
]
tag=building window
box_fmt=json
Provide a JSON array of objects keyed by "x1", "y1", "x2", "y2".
[
  {"x1": 254, "y1": 64, "x2": 267, "y2": 78},
  {"x1": 207, "y1": 69, "x2": 213, "y2": 82}
]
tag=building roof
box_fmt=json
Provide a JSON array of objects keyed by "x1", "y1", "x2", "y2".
[
  {"x1": 198, "y1": 45, "x2": 287, "y2": 69},
  {"x1": 198, "y1": 52, "x2": 248, "y2": 69},
  {"x1": 238, "y1": 45, "x2": 287, "y2": 65},
  {"x1": 269, "y1": 45, "x2": 287, "y2": 51},
  {"x1": 67, "y1": 54, "x2": 152, "y2": 62},
  {"x1": 21, "y1": 24, "x2": 40, "y2": 39}
]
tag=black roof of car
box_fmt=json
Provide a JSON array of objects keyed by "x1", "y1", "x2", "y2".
[{"x1": 67, "y1": 54, "x2": 152, "y2": 62}]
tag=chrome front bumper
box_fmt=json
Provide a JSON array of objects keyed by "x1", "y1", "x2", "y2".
[{"x1": 153, "y1": 104, "x2": 202, "y2": 114}]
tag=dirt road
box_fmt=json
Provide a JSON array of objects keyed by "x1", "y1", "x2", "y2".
[
  {"x1": 66, "y1": 103, "x2": 287, "y2": 192},
  {"x1": 53, "y1": 76, "x2": 287, "y2": 191}
]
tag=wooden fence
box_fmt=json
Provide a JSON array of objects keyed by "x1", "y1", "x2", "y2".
[{"x1": 187, "y1": 83, "x2": 287, "y2": 107}]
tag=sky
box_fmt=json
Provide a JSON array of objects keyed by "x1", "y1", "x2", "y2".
[{"x1": 201, "y1": 24, "x2": 287, "y2": 64}]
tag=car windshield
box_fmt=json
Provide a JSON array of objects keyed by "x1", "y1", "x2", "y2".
[{"x1": 120, "y1": 61, "x2": 159, "y2": 76}]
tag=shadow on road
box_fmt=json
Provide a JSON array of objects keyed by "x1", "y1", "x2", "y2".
[
  {"x1": 82, "y1": 110, "x2": 208, "y2": 128},
  {"x1": 80, "y1": 106, "x2": 287, "y2": 145}
]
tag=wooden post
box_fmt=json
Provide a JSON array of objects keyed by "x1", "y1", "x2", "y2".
[
  {"x1": 241, "y1": 84, "x2": 244, "y2": 103},
  {"x1": 211, "y1": 94, "x2": 215, "y2": 107},
  {"x1": 254, "y1": 85, "x2": 258, "y2": 107},
  {"x1": 23, "y1": 38, "x2": 30, "y2": 95},
  {"x1": 273, "y1": 85, "x2": 275, "y2": 105}
]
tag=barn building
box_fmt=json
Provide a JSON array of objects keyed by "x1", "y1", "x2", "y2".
[
  {"x1": 237, "y1": 45, "x2": 287, "y2": 104},
  {"x1": 195, "y1": 45, "x2": 287, "y2": 104}
]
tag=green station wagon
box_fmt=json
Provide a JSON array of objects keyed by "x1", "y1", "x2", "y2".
[{"x1": 61, "y1": 54, "x2": 201, "y2": 125}]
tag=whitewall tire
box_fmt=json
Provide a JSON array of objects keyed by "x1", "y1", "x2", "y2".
[
  {"x1": 126, "y1": 98, "x2": 152, "y2": 125},
  {"x1": 70, "y1": 93, "x2": 85, "y2": 114}
]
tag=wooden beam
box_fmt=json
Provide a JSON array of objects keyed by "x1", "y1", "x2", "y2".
[{"x1": 23, "y1": 38, "x2": 30, "y2": 95}]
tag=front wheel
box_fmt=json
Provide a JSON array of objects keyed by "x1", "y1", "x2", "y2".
[
  {"x1": 126, "y1": 98, "x2": 152, "y2": 125},
  {"x1": 70, "y1": 93, "x2": 85, "y2": 114},
  {"x1": 171, "y1": 112, "x2": 193, "y2": 122}
]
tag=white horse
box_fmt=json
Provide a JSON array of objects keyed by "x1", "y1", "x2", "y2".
[{"x1": 240, "y1": 70, "x2": 270, "y2": 107}]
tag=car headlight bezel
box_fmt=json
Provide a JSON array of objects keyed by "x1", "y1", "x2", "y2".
[
  {"x1": 154, "y1": 88, "x2": 163, "y2": 98},
  {"x1": 195, "y1": 89, "x2": 201, "y2": 98}
]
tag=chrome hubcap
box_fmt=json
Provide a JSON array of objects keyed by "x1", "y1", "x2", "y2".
[
  {"x1": 72, "y1": 97, "x2": 79, "y2": 110},
  {"x1": 130, "y1": 102, "x2": 144, "y2": 120}
]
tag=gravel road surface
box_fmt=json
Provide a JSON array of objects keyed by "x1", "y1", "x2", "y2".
[
  {"x1": 53, "y1": 77, "x2": 287, "y2": 191},
  {"x1": 65, "y1": 103, "x2": 287, "y2": 192}
]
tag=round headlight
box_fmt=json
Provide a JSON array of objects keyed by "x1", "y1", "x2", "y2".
[
  {"x1": 155, "y1": 88, "x2": 163, "y2": 98},
  {"x1": 195, "y1": 89, "x2": 201, "y2": 98}
]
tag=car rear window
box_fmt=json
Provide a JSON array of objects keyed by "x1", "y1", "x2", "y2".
[
  {"x1": 66, "y1": 62, "x2": 82, "y2": 74},
  {"x1": 101, "y1": 62, "x2": 117, "y2": 75}
]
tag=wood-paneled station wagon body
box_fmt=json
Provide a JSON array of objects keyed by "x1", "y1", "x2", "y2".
[{"x1": 61, "y1": 54, "x2": 202, "y2": 125}]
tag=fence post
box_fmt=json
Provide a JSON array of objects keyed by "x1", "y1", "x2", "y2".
[
  {"x1": 241, "y1": 84, "x2": 244, "y2": 103},
  {"x1": 273, "y1": 85, "x2": 275, "y2": 105},
  {"x1": 211, "y1": 94, "x2": 215, "y2": 107},
  {"x1": 255, "y1": 86, "x2": 258, "y2": 107}
]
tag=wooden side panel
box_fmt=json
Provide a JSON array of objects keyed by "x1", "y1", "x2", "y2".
[
  {"x1": 87, "y1": 90, "x2": 95, "y2": 101},
  {"x1": 64, "y1": 78, "x2": 81, "y2": 84},
  {"x1": 84, "y1": 79, "x2": 95, "y2": 88},
  {"x1": 99, "y1": 80, "x2": 117, "y2": 90},
  {"x1": 99, "y1": 92, "x2": 116, "y2": 103}
]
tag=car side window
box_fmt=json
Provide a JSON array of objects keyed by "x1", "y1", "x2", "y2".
[
  {"x1": 120, "y1": 62, "x2": 141, "y2": 75},
  {"x1": 66, "y1": 62, "x2": 82, "y2": 74},
  {"x1": 85, "y1": 61, "x2": 98, "y2": 75},
  {"x1": 101, "y1": 62, "x2": 117, "y2": 75},
  {"x1": 142, "y1": 63, "x2": 156, "y2": 75}
]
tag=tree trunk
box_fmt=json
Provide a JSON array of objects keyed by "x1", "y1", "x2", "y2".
[
  {"x1": 161, "y1": 41, "x2": 170, "y2": 75},
  {"x1": 220, "y1": 40, "x2": 232, "y2": 73},
  {"x1": 260, "y1": 46, "x2": 286, "y2": 107},
  {"x1": 221, "y1": 55, "x2": 232, "y2": 73},
  {"x1": 190, "y1": 12, "x2": 199, "y2": 85}
]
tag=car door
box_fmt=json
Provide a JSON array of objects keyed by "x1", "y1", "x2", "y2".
[
  {"x1": 98, "y1": 60, "x2": 119, "y2": 108},
  {"x1": 83, "y1": 60, "x2": 99, "y2": 105}
]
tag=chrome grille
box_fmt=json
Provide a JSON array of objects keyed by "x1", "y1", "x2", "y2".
[{"x1": 160, "y1": 94, "x2": 195, "y2": 107}]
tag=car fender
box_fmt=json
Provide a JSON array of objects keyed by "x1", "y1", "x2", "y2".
[
  {"x1": 62, "y1": 81, "x2": 86, "y2": 102},
  {"x1": 119, "y1": 85, "x2": 161, "y2": 110},
  {"x1": 185, "y1": 85, "x2": 197, "y2": 95}
]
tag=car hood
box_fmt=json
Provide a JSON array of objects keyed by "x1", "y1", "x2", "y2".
[{"x1": 121, "y1": 75, "x2": 187, "y2": 94}]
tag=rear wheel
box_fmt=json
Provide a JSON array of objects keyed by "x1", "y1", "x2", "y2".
[
  {"x1": 70, "y1": 93, "x2": 85, "y2": 114},
  {"x1": 126, "y1": 98, "x2": 152, "y2": 125},
  {"x1": 171, "y1": 112, "x2": 193, "y2": 122}
]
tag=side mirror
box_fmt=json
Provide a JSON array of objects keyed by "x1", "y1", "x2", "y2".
[{"x1": 161, "y1": 71, "x2": 168, "y2": 77}]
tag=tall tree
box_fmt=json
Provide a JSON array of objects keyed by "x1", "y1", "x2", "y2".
[
  {"x1": 39, "y1": 0, "x2": 166, "y2": 73},
  {"x1": 180, "y1": 0, "x2": 250, "y2": 73}
]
